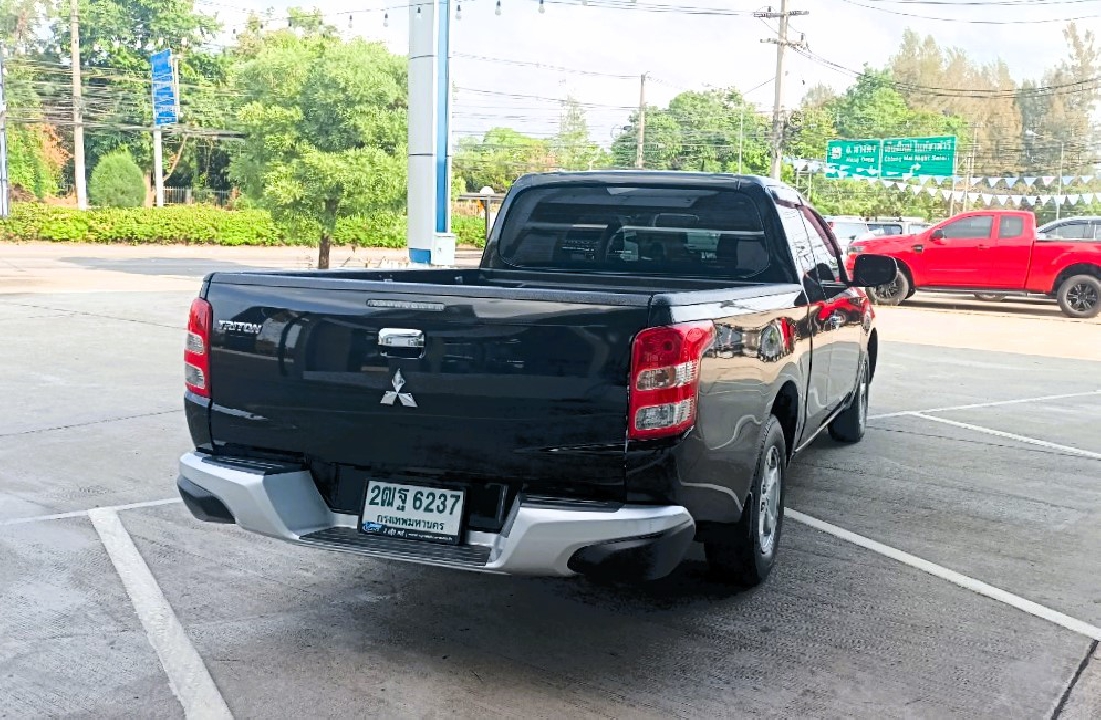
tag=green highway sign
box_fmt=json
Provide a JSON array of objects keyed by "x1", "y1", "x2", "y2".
[
  {"x1": 824, "y1": 136, "x2": 958, "y2": 178},
  {"x1": 825, "y1": 139, "x2": 882, "y2": 177},
  {"x1": 881, "y1": 136, "x2": 957, "y2": 177}
]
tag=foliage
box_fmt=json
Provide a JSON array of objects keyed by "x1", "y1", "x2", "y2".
[
  {"x1": 455, "y1": 127, "x2": 555, "y2": 193},
  {"x1": 611, "y1": 88, "x2": 771, "y2": 174},
  {"x1": 550, "y1": 98, "x2": 611, "y2": 171},
  {"x1": 0, "y1": 203, "x2": 490, "y2": 248},
  {"x1": 228, "y1": 24, "x2": 408, "y2": 267},
  {"x1": 88, "y1": 150, "x2": 147, "y2": 207},
  {"x1": 7, "y1": 124, "x2": 66, "y2": 199}
]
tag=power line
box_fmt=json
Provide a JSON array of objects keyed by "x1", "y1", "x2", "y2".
[{"x1": 834, "y1": 0, "x2": 1101, "y2": 23}]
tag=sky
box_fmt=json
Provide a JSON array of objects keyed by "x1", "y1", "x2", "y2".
[{"x1": 196, "y1": 0, "x2": 1091, "y2": 145}]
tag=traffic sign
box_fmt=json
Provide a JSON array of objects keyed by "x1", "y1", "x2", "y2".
[
  {"x1": 881, "y1": 136, "x2": 956, "y2": 177},
  {"x1": 824, "y1": 136, "x2": 958, "y2": 178},
  {"x1": 825, "y1": 139, "x2": 881, "y2": 178},
  {"x1": 150, "y1": 49, "x2": 177, "y2": 127}
]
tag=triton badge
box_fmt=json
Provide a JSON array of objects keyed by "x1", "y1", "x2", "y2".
[{"x1": 380, "y1": 369, "x2": 417, "y2": 407}]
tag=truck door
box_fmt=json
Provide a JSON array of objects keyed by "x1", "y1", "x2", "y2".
[
  {"x1": 802, "y1": 207, "x2": 864, "y2": 415},
  {"x1": 986, "y1": 214, "x2": 1033, "y2": 289},
  {"x1": 918, "y1": 213, "x2": 995, "y2": 286}
]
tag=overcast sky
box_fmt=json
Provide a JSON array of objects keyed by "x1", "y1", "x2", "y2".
[{"x1": 201, "y1": 0, "x2": 1086, "y2": 144}]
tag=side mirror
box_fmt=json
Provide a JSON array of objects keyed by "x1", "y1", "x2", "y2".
[
  {"x1": 851, "y1": 254, "x2": 898, "y2": 288},
  {"x1": 930, "y1": 229, "x2": 945, "y2": 241}
]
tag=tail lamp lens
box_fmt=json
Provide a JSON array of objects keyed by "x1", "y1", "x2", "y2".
[
  {"x1": 628, "y1": 321, "x2": 715, "y2": 440},
  {"x1": 185, "y1": 297, "x2": 212, "y2": 397}
]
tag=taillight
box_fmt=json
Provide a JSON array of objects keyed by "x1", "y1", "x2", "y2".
[
  {"x1": 628, "y1": 321, "x2": 715, "y2": 440},
  {"x1": 185, "y1": 297, "x2": 212, "y2": 397}
]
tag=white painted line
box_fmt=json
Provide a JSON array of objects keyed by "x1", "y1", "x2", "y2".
[
  {"x1": 912, "y1": 413, "x2": 1101, "y2": 461},
  {"x1": 0, "y1": 497, "x2": 181, "y2": 528},
  {"x1": 869, "y1": 390, "x2": 1101, "y2": 421},
  {"x1": 787, "y1": 508, "x2": 1101, "y2": 642},
  {"x1": 88, "y1": 508, "x2": 233, "y2": 720},
  {"x1": 0, "y1": 508, "x2": 89, "y2": 527}
]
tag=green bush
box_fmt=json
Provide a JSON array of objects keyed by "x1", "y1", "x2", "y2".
[
  {"x1": 89, "y1": 150, "x2": 147, "y2": 208},
  {"x1": 0, "y1": 203, "x2": 490, "y2": 248}
]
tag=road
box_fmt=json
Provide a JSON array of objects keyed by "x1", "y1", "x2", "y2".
[{"x1": 1, "y1": 245, "x2": 1099, "y2": 718}]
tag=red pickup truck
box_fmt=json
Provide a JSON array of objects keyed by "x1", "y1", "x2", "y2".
[{"x1": 844, "y1": 210, "x2": 1101, "y2": 318}]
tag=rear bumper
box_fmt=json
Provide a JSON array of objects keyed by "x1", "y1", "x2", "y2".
[{"x1": 177, "y1": 452, "x2": 695, "y2": 579}]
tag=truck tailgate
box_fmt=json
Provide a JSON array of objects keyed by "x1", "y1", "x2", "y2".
[{"x1": 204, "y1": 278, "x2": 653, "y2": 502}]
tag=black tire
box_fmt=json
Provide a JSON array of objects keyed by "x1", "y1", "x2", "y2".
[
  {"x1": 703, "y1": 416, "x2": 786, "y2": 587},
  {"x1": 973, "y1": 293, "x2": 1005, "y2": 302},
  {"x1": 868, "y1": 271, "x2": 910, "y2": 307},
  {"x1": 1056, "y1": 274, "x2": 1101, "y2": 319},
  {"x1": 828, "y1": 358, "x2": 869, "y2": 443}
]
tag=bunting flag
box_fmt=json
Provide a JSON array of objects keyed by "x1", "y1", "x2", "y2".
[
  {"x1": 1084, "y1": 193, "x2": 1095, "y2": 203},
  {"x1": 1039, "y1": 194, "x2": 1052, "y2": 205},
  {"x1": 1082, "y1": 175, "x2": 1094, "y2": 184},
  {"x1": 1011, "y1": 195, "x2": 1023, "y2": 205},
  {"x1": 933, "y1": 175, "x2": 949, "y2": 185},
  {"x1": 967, "y1": 192, "x2": 980, "y2": 203},
  {"x1": 941, "y1": 189, "x2": 953, "y2": 201},
  {"x1": 1023, "y1": 177, "x2": 1038, "y2": 187},
  {"x1": 1041, "y1": 176, "x2": 1057, "y2": 186},
  {"x1": 926, "y1": 188, "x2": 939, "y2": 197},
  {"x1": 909, "y1": 184, "x2": 922, "y2": 195},
  {"x1": 989, "y1": 178, "x2": 1003, "y2": 188},
  {"x1": 969, "y1": 177, "x2": 983, "y2": 187},
  {"x1": 792, "y1": 159, "x2": 808, "y2": 172},
  {"x1": 917, "y1": 175, "x2": 932, "y2": 186},
  {"x1": 1004, "y1": 176, "x2": 1019, "y2": 187},
  {"x1": 952, "y1": 191, "x2": 965, "y2": 202},
  {"x1": 980, "y1": 193, "x2": 993, "y2": 205},
  {"x1": 1067, "y1": 194, "x2": 1080, "y2": 205},
  {"x1": 1062, "y1": 175, "x2": 1076, "y2": 186}
]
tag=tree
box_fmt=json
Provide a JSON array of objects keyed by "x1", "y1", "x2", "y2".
[
  {"x1": 454, "y1": 127, "x2": 554, "y2": 192},
  {"x1": 229, "y1": 24, "x2": 407, "y2": 268},
  {"x1": 611, "y1": 88, "x2": 770, "y2": 173},
  {"x1": 549, "y1": 98, "x2": 608, "y2": 170},
  {"x1": 89, "y1": 149, "x2": 146, "y2": 207}
]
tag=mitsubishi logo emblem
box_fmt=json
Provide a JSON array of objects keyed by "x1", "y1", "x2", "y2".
[{"x1": 380, "y1": 369, "x2": 417, "y2": 407}]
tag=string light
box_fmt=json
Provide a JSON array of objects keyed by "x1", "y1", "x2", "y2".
[
  {"x1": 495, "y1": 0, "x2": 501, "y2": 15},
  {"x1": 348, "y1": 14, "x2": 353, "y2": 27},
  {"x1": 416, "y1": 6, "x2": 422, "y2": 19},
  {"x1": 538, "y1": 0, "x2": 545, "y2": 12},
  {"x1": 384, "y1": 11, "x2": 389, "y2": 26},
  {"x1": 456, "y1": 3, "x2": 462, "y2": 20}
]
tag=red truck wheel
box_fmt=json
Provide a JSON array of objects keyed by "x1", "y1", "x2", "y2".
[
  {"x1": 868, "y1": 271, "x2": 910, "y2": 307},
  {"x1": 1057, "y1": 275, "x2": 1101, "y2": 319}
]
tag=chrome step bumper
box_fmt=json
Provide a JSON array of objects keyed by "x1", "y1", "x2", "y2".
[{"x1": 177, "y1": 451, "x2": 694, "y2": 577}]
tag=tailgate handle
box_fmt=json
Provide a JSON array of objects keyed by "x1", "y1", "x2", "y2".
[{"x1": 379, "y1": 328, "x2": 425, "y2": 356}]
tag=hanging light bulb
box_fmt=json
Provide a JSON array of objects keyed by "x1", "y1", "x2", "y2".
[
  {"x1": 416, "y1": 6, "x2": 422, "y2": 19},
  {"x1": 456, "y1": 3, "x2": 462, "y2": 20},
  {"x1": 495, "y1": 0, "x2": 501, "y2": 14},
  {"x1": 538, "y1": 0, "x2": 545, "y2": 12},
  {"x1": 348, "y1": 14, "x2": 353, "y2": 28},
  {"x1": 288, "y1": 17, "x2": 293, "y2": 27},
  {"x1": 384, "y1": 11, "x2": 389, "y2": 26}
]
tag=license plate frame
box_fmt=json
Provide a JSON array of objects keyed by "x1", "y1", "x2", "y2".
[{"x1": 360, "y1": 480, "x2": 466, "y2": 545}]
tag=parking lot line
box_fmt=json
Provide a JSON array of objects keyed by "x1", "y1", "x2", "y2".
[
  {"x1": 88, "y1": 508, "x2": 233, "y2": 720},
  {"x1": 911, "y1": 413, "x2": 1101, "y2": 461},
  {"x1": 0, "y1": 497, "x2": 182, "y2": 527},
  {"x1": 869, "y1": 390, "x2": 1101, "y2": 421},
  {"x1": 787, "y1": 509, "x2": 1101, "y2": 642}
]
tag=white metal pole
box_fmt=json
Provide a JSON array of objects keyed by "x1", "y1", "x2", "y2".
[
  {"x1": 70, "y1": 0, "x2": 88, "y2": 209},
  {"x1": 153, "y1": 128, "x2": 164, "y2": 206},
  {"x1": 0, "y1": 44, "x2": 9, "y2": 217}
]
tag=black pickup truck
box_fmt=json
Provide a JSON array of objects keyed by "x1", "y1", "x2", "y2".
[{"x1": 178, "y1": 172, "x2": 895, "y2": 585}]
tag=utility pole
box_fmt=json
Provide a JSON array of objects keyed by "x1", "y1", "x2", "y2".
[
  {"x1": 962, "y1": 124, "x2": 978, "y2": 212},
  {"x1": 738, "y1": 105, "x2": 744, "y2": 173},
  {"x1": 0, "y1": 44, "x2": 9, "y2": 217},
  {"x1": 757, "y1": 1, "x2": 808, "y2": 180},
  {"x1": 635, "y1": 73, "x2": 646, "y2": 169},
  {"x1": 1056, "y1": 139, "x2": 1065, "y2": 220},
  {"x1": 70, "y1": 0, "x2": 87, "y2": 210}
]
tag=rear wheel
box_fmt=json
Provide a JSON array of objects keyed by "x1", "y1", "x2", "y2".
[
  {"x1": 704, "y1": 416, "x2": 786, "y2": 587},
  {"x1": 828, "y1": 358, "x2": 869, "y2": 443},
  {"x1": 1056, "y1": 275, "x2": 1101, "y2": 319},
  {"x1": 868, "y1": 271, "x2": 910, "y2": 306}
]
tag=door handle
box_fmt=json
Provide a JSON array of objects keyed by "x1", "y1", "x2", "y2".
[
  {"x1": 978, "y1": 244, "x2": 989, "y2": 249},
  {"x1": 911, "y1": 244, "x2": 924, "y2": 253}
]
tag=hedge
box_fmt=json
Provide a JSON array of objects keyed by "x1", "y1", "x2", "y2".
[{"x1": 0, "y1": 203, "x2": 488, "y2": 248}]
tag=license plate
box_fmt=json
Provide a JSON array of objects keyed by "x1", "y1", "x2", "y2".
[{"x1": 361, "y1": 481, "x2": 465, "y2": 544}]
